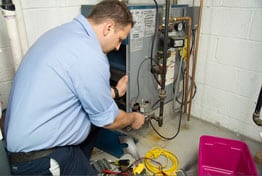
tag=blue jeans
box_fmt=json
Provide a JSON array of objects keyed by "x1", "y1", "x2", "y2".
[{"x1": 9, "y1": 126, "x2": 100, "y2": 175}]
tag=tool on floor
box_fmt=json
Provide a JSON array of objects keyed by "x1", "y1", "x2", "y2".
[
  {"x1": 110, "y1": 159, "x2": 130, "y2": 166},
  {"x1": 119, "y1": 136, "x2": 140, "y2": 160},
  {"x1": 119, "y1": 136, "x2": 148, "y2": 175},
  {"x1": 91, "y1": 158, "x2": 112, "y2": 175},
  {"x1": 110, "y1": 159, "x2": 131, "y2": 172}
]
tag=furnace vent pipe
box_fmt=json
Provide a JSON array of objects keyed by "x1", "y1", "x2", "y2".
[{"x1": 1, "y1": 0, "x2": 23, "y2": 71}]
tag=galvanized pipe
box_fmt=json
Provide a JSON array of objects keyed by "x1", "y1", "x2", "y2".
[{"x1": 158, "y1": 0, "x2": 171, "y2": 127}]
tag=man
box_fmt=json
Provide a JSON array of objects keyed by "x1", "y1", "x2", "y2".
[{"x1": 4, "y1": 0, "x2": 145, "y2": 175}]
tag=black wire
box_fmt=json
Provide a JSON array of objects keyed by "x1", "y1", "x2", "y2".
[
  {"x1": 175, "y1": 68, "x2": 197, "y2": 105},
  {"x1": 190, "y1": 29, "x2": 196, "y2": 55},
  {"x1": 150, "y1": 0, "x2": 158, "y2": 67},
  {"x1": 153, "y1": 73, "x2": 161, "y2": 86},
  {"x1": 147, "y1": 1, "x2": 198, "y2": 140},
  {"x1": 150, "y1": 0, "x2": 161, "y2": 86},
  {"x1": 134, "y1": 0, "x2": 160, "y2": 104},
  {"x1": 173, "y1": 27, "x2": 198, "y2": 106},
  {"x1": 149, "y1": 78, "x2": 184, "y2": 140},
  {"x1": 134, "y1": 58, "x2": 150, "y2": 103},
  {"x1": 152, "y1": 99, "x2": 160, "y2": 109},
  {"x1": 149, "y1": 29, "x2": 197, "y2": 140},
  {"x1": 149, "y1": 68, "x2": 184, "y2": 140}
]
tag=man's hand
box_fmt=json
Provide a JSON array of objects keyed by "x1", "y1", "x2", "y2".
[
  {"x1": 104, "y1": 110, "x2": 145, "y2": 130},
  {"x1": 130, "y1": 112, "x2": 145, "y2": 129},
  {"x1": 116, "y1": 75, "x2": 128, "y2": 97}
]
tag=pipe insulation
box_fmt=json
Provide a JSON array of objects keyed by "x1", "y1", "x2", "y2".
[{"x1": 1, "y1": 0, "x2": 23, "y2": 71}]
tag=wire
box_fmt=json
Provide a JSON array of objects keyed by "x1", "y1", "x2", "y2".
[
  {"x1": 144, "y1": 147, "x2": 180, "y2": 175},
  {"x1": 175, "y1": 68, "x2": 197, "y2": 105},
  {"x1": 149, "y1": 66, "x2": 185, "y2": 140},
  {"x1": 149, "y1": 104, "x2": 183, "y2": 140},
  {"x1": 150, "y1": 0, "x2": 161, "y2": 86},
  {"x1": 134, "y1": 58, "x2": 150, "y2": 104},
  {"x1": 102, "y1": 148, "x2": 181, "y2": 176}
]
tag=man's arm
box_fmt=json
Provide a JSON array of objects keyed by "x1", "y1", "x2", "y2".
[
  {"x1": 107, "y1": 75, "x2": 144, "y2": 129},
  {"x1": 111, "y1": 75, "x2": 128, "y2": 98},
  {"x1": 104, "y1": 110, "x2": 145, "y2": 130}
]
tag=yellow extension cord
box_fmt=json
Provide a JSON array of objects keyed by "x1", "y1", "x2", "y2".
[{"x1": 144, "y1": 147, "x2": 180, "y2": 175}]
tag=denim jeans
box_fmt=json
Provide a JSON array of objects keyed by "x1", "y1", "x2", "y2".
[{"x1": 9, "y1": 126, "x2": 100, "y2": 175}]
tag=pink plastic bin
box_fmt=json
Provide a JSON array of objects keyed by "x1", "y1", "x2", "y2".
[{"x1": 198, "y1": 135, "x2": 258, "y2": 176}]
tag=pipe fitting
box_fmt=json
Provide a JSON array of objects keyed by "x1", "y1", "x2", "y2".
[
  {"x1": 1, "y1": 0, "x2": 15, "y2": 11},
  {"x1": 159, "y1": 89, "x2": 166, "y2": 100},
  {"x1": 146, "y1": 113, "x2": 163, "y2": 126},
  {"x1": 253, "y1": 112, "x2": 262, "y2": 126},
  {"x1": 158, "y1": 115, "x2": 163, "y2": 126},
  {"x1": 253, "y1": 86, "x2": 262, "y2": 126}
]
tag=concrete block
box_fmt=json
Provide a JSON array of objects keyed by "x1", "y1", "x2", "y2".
[
  {"x1": 23, "y1": 7, "x2": 80, "y2": 46},
  {"x1": 216, "y1": 37, "x2": 262, "y2": 72},
  {"x1": 0, "y1": 68, "x2": 15, "y2": 82},
  {"x1": 250, "y1": 10, "x2": 262, "y2": 41},
  {"x1": 223, "y1": 0, "x2": 262, "y2": 8},
  {"x1": 21, "y1": 0, "x2": 98, "y2": 8},
  {"x1": 0, "y1": 47, "x2": 14, "y2": 71},
  {"x1": 225, "y1": 95, "x2": 253, "y2": 122},
  {"x1": 0, "y1": 82, "x2": 12, "y2": 109},
  {"x1": 236, "y1": 69, "x2": 262, "y2": 98},
  {"x1": 202, "y1": 7, "x2": 251, "y2": 38},
  {"x1": 204, "y1": 0, "x2": 223, "y2": 7},
  {"x1": 201, "y1": 86, "x2": 230, "y2": 116},
  {"x1": 0, "y1": 16, "x2": 11, "y2": 48},
  {"x1": 205, "y1": 61, "x2": 237, "y2": 92},
  {"x1": 196, "y1": 35, "x2": 218, "y2": 84}
]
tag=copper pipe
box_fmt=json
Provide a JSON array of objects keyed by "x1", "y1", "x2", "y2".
[
  {"x1": 174, "y1": 16, "x2": 192, "y2": 115},
  {"x1": 187, "y1": 0, "x2": 204, "y2": 121}
]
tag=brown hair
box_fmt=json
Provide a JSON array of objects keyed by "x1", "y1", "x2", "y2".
[{"x1": 87, "y1": 0, "x2": 134, "y2": 29}]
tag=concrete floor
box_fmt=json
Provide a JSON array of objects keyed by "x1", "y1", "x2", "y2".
[
  {"x1": 91, "y1": 108, "x2": 262, "y2": 175},
  {"x1": 1, "y1": 105, "x2": 261, "y2": 175}
]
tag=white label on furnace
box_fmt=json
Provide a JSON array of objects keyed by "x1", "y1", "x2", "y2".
[{"x1": 130, "y1": 8, "x2": 156, "y2": 52}]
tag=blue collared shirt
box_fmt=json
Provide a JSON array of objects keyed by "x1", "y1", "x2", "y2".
[{"x1": 5, "y1": 15, "x2": 119, "y2": 152}]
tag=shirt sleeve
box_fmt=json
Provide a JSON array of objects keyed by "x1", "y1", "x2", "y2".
[{"x1": 67, "y1": 43, "x2": 119, "y2": 127}]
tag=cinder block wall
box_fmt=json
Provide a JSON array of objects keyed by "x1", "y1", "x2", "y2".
[
  {"x1": 0, "y1": 0, "x2": 261, "y2": 141},
  {"x1": 188, "y1": 0, "x2": 262, "y2": 142},
  {"x1": 0, "y1": 14, "x2": 15, "y2": 109}
]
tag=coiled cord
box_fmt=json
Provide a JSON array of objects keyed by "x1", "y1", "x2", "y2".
[{"x1": 144, "y1": 147, "x2": 180, "y2": 175}]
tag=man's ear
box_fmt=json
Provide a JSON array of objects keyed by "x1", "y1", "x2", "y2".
[{"x1": 103, "y1": 20, "x2": 115, "y2": 37}]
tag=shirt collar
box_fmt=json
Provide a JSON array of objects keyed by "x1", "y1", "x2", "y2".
[
  {"x1": 74, "y1": 14, "x2": 96, "y2": 38},
  {"x1": 74, "y1": 14, "x2": 105, "y2": 55}
]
